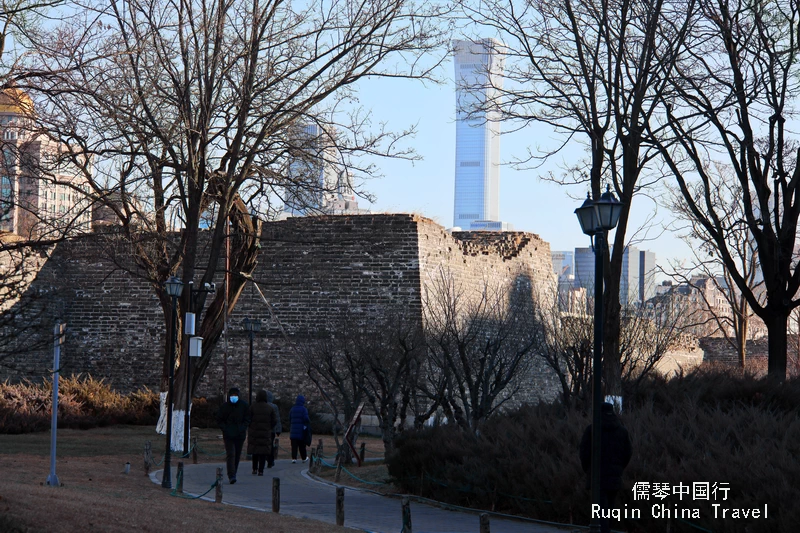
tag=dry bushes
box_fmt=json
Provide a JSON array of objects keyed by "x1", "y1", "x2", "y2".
[
  {"x1": 387, "y1": 367, "x2": 799, "y2": 533},
  {"x1": 0, "y1": 375, "x2": 158, "y2": 433}
]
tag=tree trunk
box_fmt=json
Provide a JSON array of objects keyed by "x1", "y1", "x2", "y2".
[
  {"x1": 766, "y1": 312, "x2": 787, "y2": 381},
  {"x1": 737, "y1": 314, "x2": 748, "y2": 369}
]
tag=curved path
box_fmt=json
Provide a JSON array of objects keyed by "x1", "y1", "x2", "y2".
[{"x1": 152, "y1": 460, "x2": 578, "y2": 533}]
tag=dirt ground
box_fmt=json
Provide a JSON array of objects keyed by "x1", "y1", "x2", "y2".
[{"x1": 0, "y1": 425, "x2": 367, "y2": 533}]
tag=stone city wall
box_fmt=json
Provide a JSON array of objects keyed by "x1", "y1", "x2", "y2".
[{"x1": 0, "y1": 214, "x2": 560, "y2": 406}]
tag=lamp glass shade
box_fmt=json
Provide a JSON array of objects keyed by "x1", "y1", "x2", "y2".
[
  {"x1": 243, "y1": 317, "x2": 252, "y2": 331},
  {"x1": 575, "y1": 195, "x2": 598, "y2": 236},
  {"x1": 165, "y1": 276, "x2": 184, "y2": 297},
  {"x1": 594, "y1": 188, "x2": 623, "y2": 231},
  {"x1": 252, "y1": 319, "x2": 262, "y2": 332}
]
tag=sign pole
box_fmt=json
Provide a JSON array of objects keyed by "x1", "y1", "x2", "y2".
[{"x1": 46, "y1": 322, "x2": 65, "y2": 487}]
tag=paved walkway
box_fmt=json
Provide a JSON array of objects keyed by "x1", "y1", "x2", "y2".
[{"x1": 151, "y1": 460, "x2": 579, "y2": 533}]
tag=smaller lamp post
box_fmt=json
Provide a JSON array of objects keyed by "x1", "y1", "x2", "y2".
[
  {"x1": 243, "y1": 317, "x2": 262, "y2": 406},
  {"x1": 183, "y1": 282, "x2": 214, "y2": 456},
  {"x1": 575, "y1": 185, "x2": 623, "y2": 533},
  {"x1": 162, "y1": 275, "x2": 184, "y2": 489}
]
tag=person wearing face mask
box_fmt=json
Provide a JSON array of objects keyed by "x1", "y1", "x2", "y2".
[{"x1": 216, "y1": 387, "x2": 251, "y2": 484}]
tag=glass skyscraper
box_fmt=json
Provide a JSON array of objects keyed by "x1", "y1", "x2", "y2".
[
  {"x1": 282, "y1": 123, "x2": 363, "y2": 217},
  {"x1": 452, "y1": 39, "x2": 506, "y2": 230}
]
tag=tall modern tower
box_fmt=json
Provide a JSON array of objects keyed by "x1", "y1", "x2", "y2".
[
  {"x1": 452, "y1": 39, "x2": 508, "y2": 231},
  {"x1": 282, "y1": 123, "x2": 364, "y2": 217}
]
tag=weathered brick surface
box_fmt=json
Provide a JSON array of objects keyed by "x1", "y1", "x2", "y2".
[
  {"x1": 699, "y1": 337, "x2": 769, "y2": 366},
  {"x1": 0, "y1": 214, "x2": 560, "y2": 406}
]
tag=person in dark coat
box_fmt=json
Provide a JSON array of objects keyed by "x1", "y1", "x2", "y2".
[
  {"x1": 216, "y1": 387, "x2": 251, "y2": 483},
  {"x1": 579, "y1": 402, "x2": 633, "y2": 533},
  {"x1": 288, "y1": 394, "x2": 310, "y2": 463},
  {"x1": 266, "y1": 391, "x2": 282, "y2": 467},
  {"x1": 247, "y1": 389, "x2": 277, "y2": 475}
]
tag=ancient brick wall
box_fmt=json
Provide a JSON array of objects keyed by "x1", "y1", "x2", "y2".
[
  {"x1": 417, "y1": 221, "x2": 561, "y2": 404},
  {"x1": 0, "y1": 214, "x2": 560, "y2": 406},
  {"x1": 698, "y1": 337, "x2": 769, "y2": 366}
]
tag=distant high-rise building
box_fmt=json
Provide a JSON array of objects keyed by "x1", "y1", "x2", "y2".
[
  {"x1": 452, "y1": 39, "x2": 508, "y2": 231},
  {"x1": 574, "y1": 246, "x2": 654, "y2": 304},
  {"x1": 0, "y1": 87, "x2": 92, "y2": 238},
  {"x1": 639, "y1": 250, "x2": 657, "y2": 302},
  {"x1": 620, "y1": 246, "x2": 641, "y2": 304},
  {"x1": 282, "y1": 123, "x2": 365, "y2": 217},
  {"x1": 574, "y1": 247, "x2": 596, "y2": 291},
  {"x1": 551, "y1": 251, "x2": 574, "y2": 281}
]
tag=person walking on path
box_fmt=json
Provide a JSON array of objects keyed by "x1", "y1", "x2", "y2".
[
  {"x1": 579, "y1": 402, "x2": 633, "y2": 533},
  {"x1": 289, "y1": 394, "x2": 310, "y2": 463},
  {"x1": 248, "y1": 389, "x2": 278, "y2": 475},
  {"x1": 266, "y1": 390, "x2": 282, "y2": 467},
  {"x1": 217, "y1": 387, "x2": 251, "y2": 484}
]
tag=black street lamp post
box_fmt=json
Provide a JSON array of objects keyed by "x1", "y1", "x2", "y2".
[
  {"x1": 183, "y1": 282, "x2": 215, "y2": 456},
  {"x1": 162, "y1": 275, "x2": 184, "y2": 489},
  {"x1": 243, "y1": 317, "x2": 262, "y2": 406},
  {"x1": 575, "y1": 186, "x2": 623, "y2": 533}
]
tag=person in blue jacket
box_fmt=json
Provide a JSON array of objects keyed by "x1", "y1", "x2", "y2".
[{"x1": 289, "y1": 394, "x2": 310, "y2": 463}]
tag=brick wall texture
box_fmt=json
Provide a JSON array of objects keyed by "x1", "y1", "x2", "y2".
[{"x1": 0, "y1": 214, "x2": 561, "y2": 406}]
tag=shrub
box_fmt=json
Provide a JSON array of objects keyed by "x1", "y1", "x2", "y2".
[
  {"x1": 0, "y1": 376, "x2": 158, "y2": 433},
  {"x1": 386, "y1": 368, "x2": 800, "y2": 533}
]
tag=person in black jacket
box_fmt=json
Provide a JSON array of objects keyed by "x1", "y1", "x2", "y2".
[
  {"x1": 579, "y1": 402, "x2": 633, "y2": 533},
  {"x1": 248, "y1": 389, "x2": 277, "y2": 475},
  {"x1": 266, "y1": 391, "x2": 282, "y2": 467},
  {"x1": 216, "y1": 387, "x2": 251, "y2": 484}
]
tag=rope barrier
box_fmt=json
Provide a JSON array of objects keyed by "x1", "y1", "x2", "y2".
[
  {"x1": 339, "y1": 465, "x2": 390, "y2": 486},
  {"x1": 170, "y1": 469, "x2": 220, "y2": 500},
  {"x1": 195, "y1": 443, "x2": 226, "y2": 457}
]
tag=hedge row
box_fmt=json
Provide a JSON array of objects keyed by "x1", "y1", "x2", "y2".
[{"x1": 386, "y1": 367, "x2": 799, "y2": 533}]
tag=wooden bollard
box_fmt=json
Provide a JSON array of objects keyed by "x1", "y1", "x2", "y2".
[
  {"x1": 359, "y1": 442, "x2": 366, "y2": 465},
  {"x1": 215, "y1": 467, "x2": 223, "y2": 503},
  {"x1": 401, "y1": 496, "x2": 412, "y2": 533},
  {"x1": 144, "y1": 441, "x2": 152, "y2": 475},
  {"x1": 177, "y1": 462, "x2": 184, "y2": 494},
  {"x1": 335, "y1": 455, "x2": 343, "y2": 482},
  {"x1": 310, "y1": 449, "x2": 316, "y2": 470},
  {"x1": 318, "y1": 438, "x2": 323, "y2": 460},
  {"x1": 335, "y1": 487, "x2": 345, "y2": 526},
  {"x1": 479, "y1": 513, "x2": 490, "y2": 533},
  {"x1": 191, "y1": 437, "x2": 198, "y2": 464},
  {"x1": 272, "y1": 477, "x2": 280, "y2": 513}
]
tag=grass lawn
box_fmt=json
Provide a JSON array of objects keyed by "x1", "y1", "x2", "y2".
[{"x1": 0, "y1": 425, "x2": 366, "y2": 533}]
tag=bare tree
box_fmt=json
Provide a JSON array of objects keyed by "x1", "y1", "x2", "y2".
[
  {"x1": 421, "y1": 268, "x2": 544, "y2": 431},
  {"x1": 456, "y1": 0, "x2": 695, "y2": 395},
  {"x1": 23, "y1": 0, "x2": 448, "y2": 447},
  {"x1": 535, "y1": 280, "x2": 690, "y2": 406},
  {"x1": 665, "y1": 169, "x2": 765, "y2": 368},
  {"x1": 299, "y1": 308, "x2": 424, "y2": 456},
  {"x1": 651, "y1": 0, "x2": 800, "y2": 380}
]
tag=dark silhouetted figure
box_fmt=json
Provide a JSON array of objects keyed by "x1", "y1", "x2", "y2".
[
  {"x1": 216, "y1": 387, "x2": 251, "y2": 484},
  {"x1": 248, "y1": 389, "x2": 277, "y2": 475},
  {"x1": 580, "y1": 402, "x2": 633, "y2": 533}
]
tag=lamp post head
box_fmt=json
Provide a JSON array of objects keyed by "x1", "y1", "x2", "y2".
[
  {"x1": 165, "y1": 276, "x2": 184, "y2": 297},
  {"x1": 575, "y1": 193, "x2": 598, "y2": 236},
  {"x1": 575, "y1": 186, "x2": 624, "y2": 235},
  {"x1": 594, "y1": 185, "x2": 623, "y2": 231},
  {"x1": 243, "y1": 317, "x2": 261, "y2": 333}
]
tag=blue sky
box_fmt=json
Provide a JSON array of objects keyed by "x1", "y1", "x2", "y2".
[{"x1": 353, "y1": 70, "x2": 695, "y2": 273}]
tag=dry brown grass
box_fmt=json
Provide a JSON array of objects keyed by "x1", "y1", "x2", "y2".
[{"x1": 0, "y1": 425, "x2": 362, "y2": 533}]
